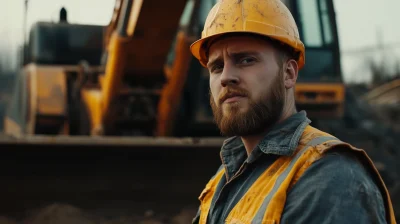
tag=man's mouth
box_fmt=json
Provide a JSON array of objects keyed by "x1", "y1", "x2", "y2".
[{"x1": 220, "y1": 93, "x2": 246, "y2": 104}]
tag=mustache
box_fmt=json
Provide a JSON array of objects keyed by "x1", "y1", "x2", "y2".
[{"x1": 219, "y1": 86, "x2": 249, "y2": 104}]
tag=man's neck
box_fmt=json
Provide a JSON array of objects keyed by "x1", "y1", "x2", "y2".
[{"x1": 241, "y1": 105, "x2": 297, "y2": 156}]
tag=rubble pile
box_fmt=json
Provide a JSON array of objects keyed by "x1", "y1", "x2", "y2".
[
  {"x1": 0, "y1": 217, "x2": 17, "y2": 224},
  {"x1": 0, "y1": 204, "x2": 197, "y2": 224},
  {"x1": 369, "y1": 105, "x2": 400, "y2": 131}
]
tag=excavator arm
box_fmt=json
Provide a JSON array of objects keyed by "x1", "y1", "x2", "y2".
[{"x1": 81, "y1": 0, "x2": 193, "y2": 136}]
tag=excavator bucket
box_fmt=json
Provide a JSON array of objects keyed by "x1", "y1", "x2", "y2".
[{"x1": 0, "y1": 135, "x2": 223, "y2": 222}]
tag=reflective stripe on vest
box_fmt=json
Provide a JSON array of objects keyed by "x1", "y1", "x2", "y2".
[{"x1": 250, "y1": 136, "x2": 338, "y2": 223}]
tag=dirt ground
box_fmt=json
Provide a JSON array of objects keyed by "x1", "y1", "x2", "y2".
[{"x1": 0, "y1": 203, "x2": 197, "y2": 224}]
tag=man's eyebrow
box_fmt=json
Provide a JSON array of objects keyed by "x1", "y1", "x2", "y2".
[
  {"x1": 207, "y1": 56, "x2": 222, "y2": 68},
  {"x1": 207, "y1": 50, "x2": 261, "y2": 67},
  {"x1": 230, "y1": 51, "x2": 261, "y2": 59}
]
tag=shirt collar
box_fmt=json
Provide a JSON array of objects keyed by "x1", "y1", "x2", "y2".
[
  {"x1": 221, "y1": 110, "x2": 311, "y2": 157},
  {"x1": 257, "y1": 110, "x2": 311, "y2": 156}
]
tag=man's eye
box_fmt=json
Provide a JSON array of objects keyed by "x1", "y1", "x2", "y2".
[
  {"x1": 211, "y1": 64, "x2": 223, "y2": 73},
  {"x1": 239, "y1": 57, "x2": 255, "y2": 64}
]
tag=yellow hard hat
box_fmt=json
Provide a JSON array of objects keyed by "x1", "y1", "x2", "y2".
[{"x1": 190, "y1": 0, "x2": 305, "y2": 69}]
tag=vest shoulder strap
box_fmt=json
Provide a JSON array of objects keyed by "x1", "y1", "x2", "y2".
[{"x1": 292, "y1": 126, "x2": 396, "y2": 224}]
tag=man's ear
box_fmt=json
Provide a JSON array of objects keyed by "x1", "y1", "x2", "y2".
[{"x1": 284, "y1": 59, "x2": 298, "y2": 89}]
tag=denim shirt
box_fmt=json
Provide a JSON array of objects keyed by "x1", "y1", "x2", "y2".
[{"x1": 193, "y1": 111, "x2": 387, "y2": 224}]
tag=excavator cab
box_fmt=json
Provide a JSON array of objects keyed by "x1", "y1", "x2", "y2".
[
  {"x1": 291, "y1": 0, "x2": 345, "y2": 119},
  {"x1": 27, "y1": 22, "x2": 104, "y2": 66},
  {"x1": 4, "y1": 21, "x2": 105, "y2": 136}
]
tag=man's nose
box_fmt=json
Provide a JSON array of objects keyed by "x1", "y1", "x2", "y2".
[{"x1": 220, "y1": 65, "x2": 239, "y2": 87}]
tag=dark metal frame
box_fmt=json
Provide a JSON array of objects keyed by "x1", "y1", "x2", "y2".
[{"x1": 291, "y1": 0, "x2": 342, "y2": 81}]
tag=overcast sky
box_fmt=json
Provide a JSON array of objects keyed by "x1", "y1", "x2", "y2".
[{"x1": 1, "y1": 0, "x2": 400, "y2": 83}]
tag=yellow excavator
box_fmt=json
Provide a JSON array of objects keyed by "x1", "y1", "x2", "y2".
[
  {"x1": 4, "y1": 0, "x2": 344, "y2": 138},
  {"x1": 0, "y1": 0, "x2": 352, "y2": 222}
]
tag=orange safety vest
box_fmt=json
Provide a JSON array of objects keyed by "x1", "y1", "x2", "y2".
[{"x1": 198, "y1": 125, "x2": 396, "y2": 224}]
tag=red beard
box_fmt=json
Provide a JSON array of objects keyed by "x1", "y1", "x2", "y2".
[{"x1": 210, "y1": 70, "x2": 285, "y2": 137}]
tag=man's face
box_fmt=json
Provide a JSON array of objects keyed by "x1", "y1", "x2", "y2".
[{"x1": 207, "y1": 35, "x2": 285, "y2": 137}]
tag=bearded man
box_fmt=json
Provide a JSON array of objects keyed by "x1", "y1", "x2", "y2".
[{"x1": 189, "y1": 0, "x2": 396, "y2": 223}]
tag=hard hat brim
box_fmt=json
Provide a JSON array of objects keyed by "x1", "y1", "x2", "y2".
[
  {"x1": 190, "y1": 33, "x2": 223, "y2": 68},
  {"x1": 190, "y1": 31, "x2": 305, "y2": 69},
  {"x1": 190, "y1": 31, "x2": 269, "y2": 68}
]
